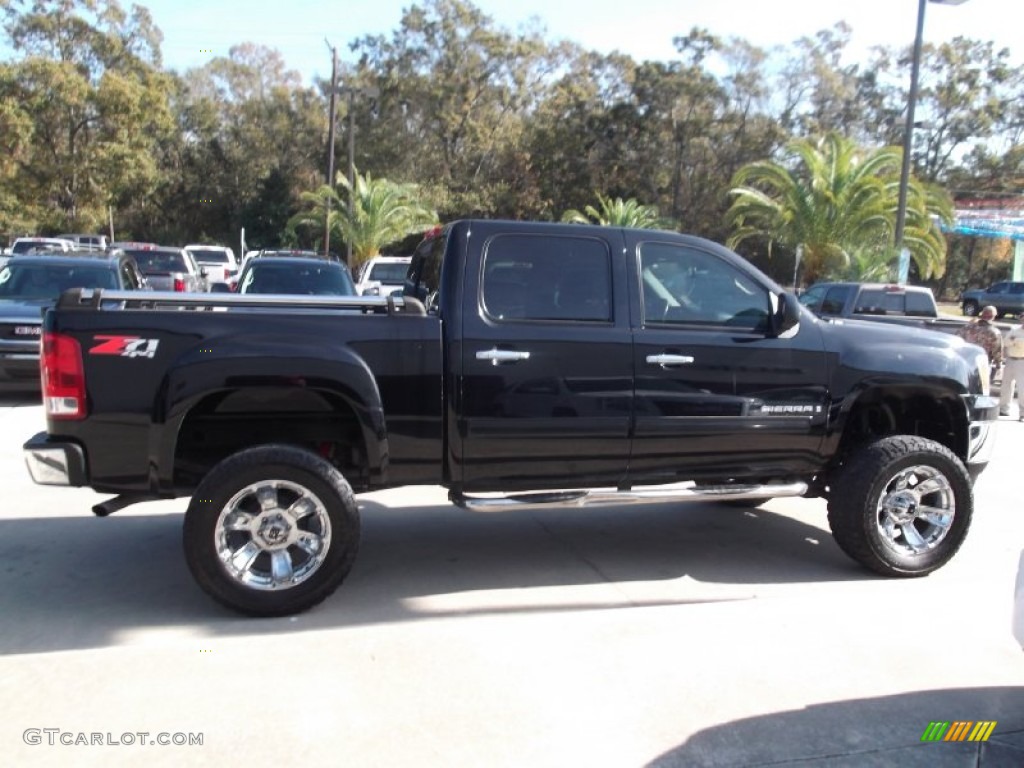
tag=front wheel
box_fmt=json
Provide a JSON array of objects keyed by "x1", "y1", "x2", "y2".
[
  {"x1": 827, "y1": 436, "x2": 972, "y2": 577},
  {"x1": 183, "y1": 444, "x2": 361, "y2": 616},
  {"x1": 962, "y1": 300, "x2": 979, "y2": 316}
]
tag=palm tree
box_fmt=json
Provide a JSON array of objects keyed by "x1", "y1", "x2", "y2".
[
  {"x1": 334, "y1": 171, "x2": 438, "y2": 269},
  {"x1": 286, "y1": 185, "x2": 345, "y2": 251},
  {"x1": 561, "y1": 194, "x2": 669, "y2": 229},
  {"x1": 288, "y1": 170, "x2": 438, "y2": 270},
  {"x1": 725, "y1": 133, "x2": 952, "y2": 285}
]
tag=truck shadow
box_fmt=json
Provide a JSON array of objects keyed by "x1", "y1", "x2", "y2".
[
  {"x1": 0, "y1": 392, "x2": 41, "y2": 407},
  {"x1": 0, "y1": 495, "x2": 873, "y2": 655},
  {"x1": 646, "y1": 686, "x2": 1024, "y2": 767}
]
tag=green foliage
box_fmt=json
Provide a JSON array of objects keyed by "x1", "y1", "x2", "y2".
[
  {"x1": 288, "y1": 170, "x2": 438, "y2": 269},
  {"x1": 561, "y1": 194, "x2": 669, "y2": 229},
  {"x1": 1, "y1": 0, "x2": 175, "y2": 234},
  {"x1": 726, "y1": 133, "x2": 953, "y2": 285},
  {"x1": 0, "y1": 0, "x2": 1018, "y2": 296}
]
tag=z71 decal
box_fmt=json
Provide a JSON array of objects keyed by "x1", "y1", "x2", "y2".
[{"x1": 89, "y1": 335, "x2": 160, "y2": 359}]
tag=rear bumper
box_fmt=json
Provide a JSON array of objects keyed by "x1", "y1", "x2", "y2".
[
  {"x1": 965, "y1": 394, "x2": 999, "y2": 481},
  {"x1": 23, "y1": 432, "x2": 87, "y2": 486}
]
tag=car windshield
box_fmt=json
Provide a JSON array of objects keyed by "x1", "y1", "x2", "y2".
[
  {"x1": 127, "y1": 250, "x2": 186, "y2": 272},
  {"x1": 368, "y1": 262, "x2": 410, "y2": 283},
  {"x1": 189, "y1": 248, "x2": 231, "y2": 263},
  {"x1": 240, "y1": 263, "x2": 356, "y2": 295},
  {"x1": 0, "y1": 264, "x2": 117, "y2": 297}
]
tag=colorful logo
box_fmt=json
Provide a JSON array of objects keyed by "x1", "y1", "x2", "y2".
[{"x1": 921, "y1": 721, "x2": 997, "y2": 742}]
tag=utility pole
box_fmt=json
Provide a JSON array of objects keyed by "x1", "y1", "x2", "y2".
[
  {"x1": 346, "y1": 88, "x2": 355, "y2": 265},
  {"x1": 324, "y1": 40, "x2": 338, "y2": 259}
]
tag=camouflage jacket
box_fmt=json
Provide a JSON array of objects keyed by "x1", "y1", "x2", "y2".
[{"x1": 957, "y1": 321, "x2": 1004, "y2": 366}]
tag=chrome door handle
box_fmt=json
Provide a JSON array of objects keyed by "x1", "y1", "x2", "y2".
[
  {"x1": 646, "y1": 354, "x2": 694, "y2": 366},
  {"x1": 476, "y1": 348, "x2": 531, "y2": 364}
]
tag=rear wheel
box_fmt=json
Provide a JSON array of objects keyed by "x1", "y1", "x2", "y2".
[
  {"x1": 183, "y1": 444, "x2": 360, "y2": 616},
  {"x1": 827, "y1": 436, "x2": 972, "y2": 577},
  {"x1": 962, "y1": 300, "x2": 979, "y2": 316}
]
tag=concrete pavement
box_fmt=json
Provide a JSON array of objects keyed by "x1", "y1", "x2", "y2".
[{"x1": 1, "y1": 396, "x2": 1022, "y2": 767}]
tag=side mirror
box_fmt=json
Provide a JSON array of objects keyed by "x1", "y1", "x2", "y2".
[{"x1": 770, "y1": 292, "x2": 801, "y2": 337}]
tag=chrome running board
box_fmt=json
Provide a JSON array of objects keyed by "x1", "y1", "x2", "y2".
[{"x1": 450, "y1": 481, "x2": 808, "y2": 512}]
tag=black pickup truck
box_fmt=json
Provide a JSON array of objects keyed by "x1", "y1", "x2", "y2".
[{"x1": 24, "y1": 220, "x2": 999, "y2": 616}]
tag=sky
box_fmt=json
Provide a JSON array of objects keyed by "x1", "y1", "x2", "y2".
[{"x1": 132, "y1": 0, "x2": 1016, "y2": 85}]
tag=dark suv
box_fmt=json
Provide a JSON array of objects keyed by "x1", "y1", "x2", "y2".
[
  {"x1": 961, "y1": 281, "x2": 1024, "y2": 317},
  {"x1": 0, "y1": 250, "x2": 148, "y2": 389}
]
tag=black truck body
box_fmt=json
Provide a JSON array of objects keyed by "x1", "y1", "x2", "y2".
[{"x1": 24, "y1": 221, "x2": 1000, "y2": 615}]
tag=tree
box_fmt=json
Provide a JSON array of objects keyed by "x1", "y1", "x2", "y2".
[
  {"x1": 0, "y1": 0, "x2": 175, "y2": 233},
  {"x1": 725, "y1": 133, "x2": 952, "y2": 285},
  {"x1": 561, "y1": 194, "x2": 667, "y2": 228},
  {"x1": 158, "y1": 44, "x2": 325, "y2": 245},
  {"x1": 288, "y1": 170, "x2": 438, "y2": 269},
  {"x1": 350, "y1": 0, "x2": 557, "y2": 218}
]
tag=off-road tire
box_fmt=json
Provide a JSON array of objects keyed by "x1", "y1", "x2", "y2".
[
  {"x1": 183, "y1": 444, "x2": 360, "y2": 616},
  {"x1": 827, "y1": 436, "x2": 972, "y2": 577}
]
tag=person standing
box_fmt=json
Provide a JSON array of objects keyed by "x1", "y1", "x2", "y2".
[
  {"x1": 1001, "y1": 311, "x2": 1024, "y2": 420},
  {"x1": 957, "y1": 304, "x2": 1004, "y2": 386}
]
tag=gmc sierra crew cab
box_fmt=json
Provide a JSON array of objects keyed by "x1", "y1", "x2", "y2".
[{"x1": 23, "y1": 220, "x2": 999, "y2": 616}]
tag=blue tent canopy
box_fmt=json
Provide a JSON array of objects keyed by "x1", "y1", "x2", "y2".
[{"x1": 942, "y1": 206, "x2": 1024, "y2": 241}]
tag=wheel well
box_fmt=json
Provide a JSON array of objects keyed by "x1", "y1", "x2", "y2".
[
  {"x1": 173, "y1": 387, "x2": 370, "y2": 492},
  {"x1": 834, "y1": 387, "x2": 967, "y2": 466}
]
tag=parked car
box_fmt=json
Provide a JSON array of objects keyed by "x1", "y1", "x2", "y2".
[
  {"x1": 58, "y1": 233, "x2": 109, "y2": 250},
  {"x1": 9, "y1": 237, "x2": 75, "y2": 256},
  {"x1": 355, "y1": 255, "x2": 411, "y2": 296},
  {"x1": 235, "y1": 256, "x2": 357, "y2": 296},
  {"x1": 0, "y1": 250, "x2": 148, "y2": 389},
  {"x1": 961, "y1": 281, "x2": 1024, "y2": 318},
  {"x1": 185, "y1": 244, "x2": 239, "y2": 287},
  {"x1": 121, "y1": 246, "x2": 209, "y2": 292}
]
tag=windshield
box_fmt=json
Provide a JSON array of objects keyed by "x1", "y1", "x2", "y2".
[
  {"x1": 188, "y1": 248, "x2": 232, "y2": 263},
  {"x1": 0, "y1": 264, "x2": 117, "y2": 298},
  {"x1": 240, "y1": 263, "x2": 356, "y2": 295},
  {"x1": 368, "y1": 262, "x2": 410, "y2": 283},
  {"x1": 127, "y1": 250, "x2": 187, "y2": 272}
]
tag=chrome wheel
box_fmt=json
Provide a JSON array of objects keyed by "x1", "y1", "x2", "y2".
[
  {"x1": 874, "y1": 464, "x2": 954, "y2": 557},
  {"x1": 215, "y1": 480, "x2": 332, "y2": 590}
]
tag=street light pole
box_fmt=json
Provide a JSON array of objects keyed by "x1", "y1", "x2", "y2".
[{"x1": 893, "y1": 0, "x2": 968, "y2": 262}]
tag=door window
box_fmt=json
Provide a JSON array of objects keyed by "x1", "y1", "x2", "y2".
[
  {"x1": 638, "y1": 242, "x2": 769, "y2": 331},
  {"x1": 821, "y1": 286, "x2": 852, "y2": 315},
  {"x1": 481, "y1": 234, "x2": 612, "y2": 322}
]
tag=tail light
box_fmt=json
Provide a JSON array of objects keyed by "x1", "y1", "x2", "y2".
[
  {"x1": 173, "y1": 276, "x2": 186, "y2": 292},
  {"x1": 42, "y1": 332, "x2": 86, "y2": 419}
]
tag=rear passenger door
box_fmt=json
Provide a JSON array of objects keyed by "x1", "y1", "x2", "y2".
[{"x1": 457, "y1": 227, "x2": 633, "y2": 490}]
